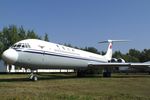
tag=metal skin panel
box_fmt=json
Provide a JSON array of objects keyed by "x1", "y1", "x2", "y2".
[{"x1": 15, "y1": 50, "x2": 89, "y2": 69}]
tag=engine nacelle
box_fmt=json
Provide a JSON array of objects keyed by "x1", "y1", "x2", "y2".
[
  {"x1": 111, "y1": 58, "x2": 118, "y2": 62},
  {"x1": 110, "y1": 58, "x2": 125, "y2": 63},
  {"x1": 117, "y1": 58, "x2": 125, "y2": 63}
]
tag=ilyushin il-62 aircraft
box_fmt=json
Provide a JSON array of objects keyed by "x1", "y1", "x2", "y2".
[{"x1": 2, "y1": 39, "x2": 150, "y2": 81}]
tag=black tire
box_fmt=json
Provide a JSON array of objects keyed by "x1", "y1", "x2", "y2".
[
  {"x1": 103, "y1": 72, "x2": 111, "y2": 77},
  {"x1": 33, "y1": 76, "x2": 38, "y2": 81}
]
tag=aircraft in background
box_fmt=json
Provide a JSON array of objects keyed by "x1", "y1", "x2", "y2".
[{"x1": 2, "y1": 39, "x2": 150, "y2": 81}]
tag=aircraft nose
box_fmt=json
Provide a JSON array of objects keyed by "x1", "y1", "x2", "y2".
[{"x1": 2, "y1": 49, "x2": 18, "y2": 64}]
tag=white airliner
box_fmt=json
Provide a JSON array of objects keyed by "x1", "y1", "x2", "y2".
[{"x1": 2, "y1": 39, "x2": 150, "y2": 81}]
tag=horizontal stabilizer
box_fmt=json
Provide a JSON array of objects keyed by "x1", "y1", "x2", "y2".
[{"x1": 99, "y1": 40, "x2": 130, "y2": 43}]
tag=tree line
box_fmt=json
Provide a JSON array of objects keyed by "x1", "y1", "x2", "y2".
[
  {"x1": 0, "y1": 25, "x2": 150, "y2": 62},
  {"x1": 0, "y1": 25, "x2": 49, "y2": 58}
]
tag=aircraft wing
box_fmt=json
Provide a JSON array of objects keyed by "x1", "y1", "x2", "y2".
[{"x1": 88, "y1": 62, "x2": 150, "y2": 68}]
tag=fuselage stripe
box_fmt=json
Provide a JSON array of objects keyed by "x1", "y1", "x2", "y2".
[{"x1": 15, "y1": 49, "x2": 106, "y2": 63}]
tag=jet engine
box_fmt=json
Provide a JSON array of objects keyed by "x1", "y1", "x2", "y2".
[
  {"x1": 117, "y1": 58, "x2": 125, "y2": 63},
  {"x1": 110, "y1": 58, "x2": 125, "y2": 63},
  {"x1": 110, "y1": 58, "x2": 118, "y2": 62}
]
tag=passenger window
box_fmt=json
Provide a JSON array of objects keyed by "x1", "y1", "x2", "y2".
[
  {"x1": 67, "y1": 48, "x2": 70, "y2": 51},
  {"x1": 13, "y1": 45, "x2": 17, "y2": 48},
  {"x1": 62, "y1": 47, "x2": 65, "y2": 50},
  {"x1": 17, "y1": 44, "x2": 21, "y2": 48}
]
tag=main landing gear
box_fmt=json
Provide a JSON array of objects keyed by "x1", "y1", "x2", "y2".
[
  {"x1": 76, "y1": 68, "x2": 112, "y2": 77},
  {"x1": 29, "y1": 72, "x2": 38, "y2": 81},
  {"x1": 102, "y1": 68, "x2": 111, "y2": 77}
]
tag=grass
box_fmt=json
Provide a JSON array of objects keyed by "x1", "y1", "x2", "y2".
[{"x1": 0, "y1": 73, "x2": 149, "y2": 100}]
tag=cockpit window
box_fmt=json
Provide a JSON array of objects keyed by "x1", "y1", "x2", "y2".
[
  {"x1": 11, "y1": 43, "x2": 31, "y2": 49},
  {"x1": 13, "y1": 45, "x2": 17, "y2": 48}
]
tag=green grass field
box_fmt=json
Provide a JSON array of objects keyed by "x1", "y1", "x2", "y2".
[{"x1": 0, "y1": 73, "x2": 149, "y2": 100}]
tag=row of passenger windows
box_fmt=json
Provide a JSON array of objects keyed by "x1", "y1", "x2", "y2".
[
  {"x1": 56, "y1": 45, "x2": 75, "y2": 52},
  {"x1": 12, "y1": 43, "x2": 31, "y2": 48}
]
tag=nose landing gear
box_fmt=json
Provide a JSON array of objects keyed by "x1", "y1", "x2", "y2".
[{"x1": 29, "y1": 73, "x2": 38, "y2": 81}]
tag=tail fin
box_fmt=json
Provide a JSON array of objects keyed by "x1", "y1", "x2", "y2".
[
  {"x1": 104, "y1": 42, "x2": 113, "y2": 61},
  {"x1": 99, "y1": 40, "x2": 129, "y2": 61}
]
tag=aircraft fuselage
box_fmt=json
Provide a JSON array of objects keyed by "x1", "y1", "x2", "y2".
[{"x1": 2, "y1": 39, "x2": 108, "y2": 70}]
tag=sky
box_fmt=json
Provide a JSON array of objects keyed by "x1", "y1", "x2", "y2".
[{"x1": 0, "y1": 0, "x2": 150, "y2": 53}]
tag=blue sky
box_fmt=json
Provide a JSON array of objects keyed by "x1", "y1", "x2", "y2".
[{"x1": 0, "y1": 0, "x2": 150, "y2": 53}]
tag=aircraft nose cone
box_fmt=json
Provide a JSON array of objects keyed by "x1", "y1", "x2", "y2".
[{"x1": 2, "y1": 49, "x2": 18, "y2": 64}]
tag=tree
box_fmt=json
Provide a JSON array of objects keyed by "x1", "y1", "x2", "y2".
[
  {"x1": 26, "y1": 30, "x2": 39, "y2": 39},
  {"x1": 44, "y1": 33, "x2": 49, "y2": 42},
  {"x1": 0, "y1": 25, "x2": 41, "y2": 52},
  {"x1": 140, "y1": 49, "x2": 150, "y2": 62},
  {"x1": 128, "y1": 49, "x2": 140, "y2": 58},
  {"x1": 64, "y1": 43, "x2": 72, "y2": 47},
  {"x1": 123, "y1": 54, "x2": 139, "y2": 62},
  {"x1": 83, "y1": 47, "x2": 100, "y2": 54},
  {"x1": 2, "y1": 25, "x2": 20, "y2": 49},
  {"x1": 0, "y1": 32, "x2": 4, "y2": 58},
  {"x1": 125, "y1": 49, "x2": 140, "y2": 62},
  {"x1": 18, "y1": 26, "x2": 26, "y2": 40},
  {"x1": 0, "y1": 25, "x2": 42, "y2": 60},
  {"x1": 113, "y1": 51, "x2": 123, "y2": 58}
]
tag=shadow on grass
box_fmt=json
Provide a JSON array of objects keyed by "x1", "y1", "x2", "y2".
[
  {"x1": 0, "y1": 73, "x2": 149, "y2": 82},
  {"x1": 111, "y1": 75, "x2": 150, "y2": 78},
  {"x1": 0, "y1": 74, "x2": 78, "y2": 82},
  {"x1": 0, "y1": 73, "x2": 102, "y2": 82},
  {"x1": 37, "y1": 73, "x2": 150, "y2": 80},
  {"x1": 38, "y1": 74, "x2": 77, "y2": 80},
  {"x1": 0, "y1": 78, "x2": 30, "y2": 82}
]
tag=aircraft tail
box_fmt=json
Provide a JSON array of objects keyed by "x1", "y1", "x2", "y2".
[{"x1": 99, "y1": 40, "x2": 129, "y2": 61}]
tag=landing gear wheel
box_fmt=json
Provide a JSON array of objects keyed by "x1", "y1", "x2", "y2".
[
  {"x1": 77, "y1": 70, "x2": 86, "y2": 77},
  {"x1": 33, "y1": 76, "x2": 38, "y2": 81},
  {"x1": 29, "y1": 73, "x2": 38, "y2": 81},
  {"x1": 103, "y1": 68, "x2": 111, "y2": 77},
  {"x1": 103, "y1": 71, "x2": 111, "y2": 77}
]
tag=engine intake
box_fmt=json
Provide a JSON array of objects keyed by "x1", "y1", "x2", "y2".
[
  {"x1": 117, "y1": 58, "x2": 125, "y2": 63},
  {"x1": 111, "y1": 58, "x2": 118, "y2": 62}
]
